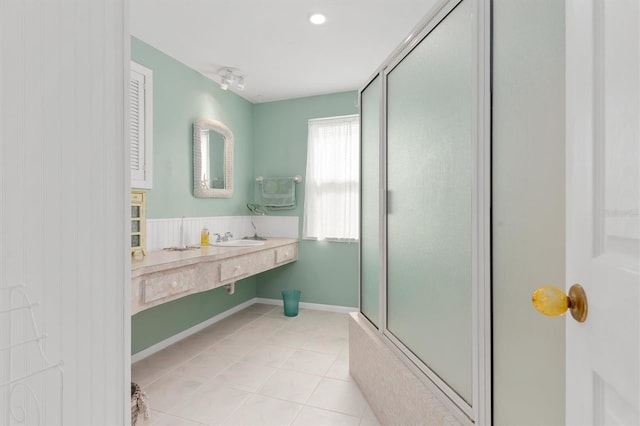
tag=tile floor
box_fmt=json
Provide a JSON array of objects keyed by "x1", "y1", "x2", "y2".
[{"x1": 132, "y1": 303, "x2": 379, "y2": 426}]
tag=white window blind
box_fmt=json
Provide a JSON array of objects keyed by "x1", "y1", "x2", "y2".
[
  {"x1": 303, "y1": 115, "x2": 360, "y2": 241},
  {"x1": 130, "y1": 61, "x2": 153, "y2": 189}
]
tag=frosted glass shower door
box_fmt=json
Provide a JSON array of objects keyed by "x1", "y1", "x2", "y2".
[
  {"x1": 360, "y1": 75, "x2": 381, "y2": 327},
  {"x1": 386, "y1": 0, "x2": 473, "y2": 405}
]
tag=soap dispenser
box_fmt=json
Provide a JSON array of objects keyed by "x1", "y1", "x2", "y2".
[{"x1": 200, "y1": 227, "x2": 210, "y2": 246}]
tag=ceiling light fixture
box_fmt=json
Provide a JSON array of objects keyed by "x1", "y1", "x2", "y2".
[
  {"x1": 235, "y1": 76, "x2": 245, "y2": 91},
  {"x1": 217, "y1": 67, "x2": 245, "y2": 91},
  {"x1": 309, "y1": 13, "x2": 326, "y2": 25}
]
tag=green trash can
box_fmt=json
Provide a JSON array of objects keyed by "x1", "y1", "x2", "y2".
[{"x1": 281, "y1": 289, "x2": 301, "y2": 317}]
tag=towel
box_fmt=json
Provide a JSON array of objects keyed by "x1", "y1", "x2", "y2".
[{"x1": 262, "y1": 177, "x2": 296, "y2": 209}]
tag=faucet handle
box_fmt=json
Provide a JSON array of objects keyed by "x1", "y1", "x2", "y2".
[
  {"x1": 213, "y1": 233, "x2": 222, "y2": 242},
  {"x1": 224, "y1": 231, "x2": 233, "y2": 241}
]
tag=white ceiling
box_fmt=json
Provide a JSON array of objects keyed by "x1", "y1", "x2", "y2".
[{"x1": 130, "y1": 0, "x2": 439, "y2": 103}]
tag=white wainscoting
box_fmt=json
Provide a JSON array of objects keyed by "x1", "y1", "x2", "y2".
[{"x1": 0, "y1": 1, "x2": 128, "y2": 424}]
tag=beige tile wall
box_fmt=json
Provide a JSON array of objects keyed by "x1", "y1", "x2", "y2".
[{"x1": 349, "y1": 313, "x2": 463, "y2": 425}]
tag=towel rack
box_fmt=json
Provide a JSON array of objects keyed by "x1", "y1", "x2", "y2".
[{"x1": 256, "y1": 175, "x2": 302, "y2": 184}]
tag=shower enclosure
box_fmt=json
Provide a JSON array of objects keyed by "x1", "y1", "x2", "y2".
[{"x1": 358, "y1": 0, "x2": 491, "y2": 423}]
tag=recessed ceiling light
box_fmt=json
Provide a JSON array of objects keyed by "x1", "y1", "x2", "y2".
[{"x1": 309, "y1": 13, "x2": 326, "y2": 25}]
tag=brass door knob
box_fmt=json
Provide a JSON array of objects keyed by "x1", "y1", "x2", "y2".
[{"x1": 531, "y1": 284, "x2": 588, "y2": 323}]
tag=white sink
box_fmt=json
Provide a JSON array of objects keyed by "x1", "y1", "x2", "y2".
[{"x1": 211, "y1": 239, "x2": 265, "y2": 247}]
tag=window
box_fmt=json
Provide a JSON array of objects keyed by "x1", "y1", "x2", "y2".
[
  {"x1": 303, "y1": 115, "x2": 360, "y2": 241},
  {"x1": 130, "y1": 61, "x2": 153, "y2": 189}
]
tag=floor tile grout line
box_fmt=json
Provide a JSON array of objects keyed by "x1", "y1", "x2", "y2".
[
  {"x1": 132, "y1": 311, "x2": 268, "y2": 387},
  {"x1": 133, "y1": 306, "x2": 372, "y2": 425},
  {"x1": 138, "y1": 344, "x2": 333, "y2": 391},
  {"x1": 134, "y1": 310, "x2": 274, "y2": 415},
  {"x1": 297, "y1": 368, "x2": 324, "y2": 407},
  {"x1": 147, "y1": 407, "x2": 209, "y2": 425},
  {"x1": 298, "y1": 402, "x2": 364, "y2": 422},
  {"x1": 287, "y1": 401, "x2": 306, "y2": 426},
  {"x1": 132, "y1": 350, "x2": 203, "y2": 389},
  {"x1": 218, "y1": 389, "x2": 254, "y2": 425}
]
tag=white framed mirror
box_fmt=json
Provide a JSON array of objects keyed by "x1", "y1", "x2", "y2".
[{"x1": 193, "y1": 119, "x2": 234, "y2": 198}]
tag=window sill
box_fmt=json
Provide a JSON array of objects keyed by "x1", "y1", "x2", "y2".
[{"x1": 302, "y1": 237, "x2": 359, "y2": 243}]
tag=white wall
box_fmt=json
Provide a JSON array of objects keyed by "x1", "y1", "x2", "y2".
[
  {"x1": 493, "y1": 0, "x2": 566, "y2": 424},
  {"x1": 0, "y1": 1, "x2": 129, "y2": 424}
]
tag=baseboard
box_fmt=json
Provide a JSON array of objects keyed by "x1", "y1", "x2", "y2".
[
  {"x1": 255, "y1": 297, "x2": 358, "y2": 314},
  {"x1": 132, "y1": 297, "x2": 358, "y2": 363},
  {"x1": 131, "y1": 298, "x2": 257, "y2": 363}
]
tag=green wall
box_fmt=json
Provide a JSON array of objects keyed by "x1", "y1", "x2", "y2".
[
  {"x1": 131, "y1": 36, "x2": 254, "y2": 218},
  {"x1": 130, "y1": 38, "x2": 359, "y2": 354},
  {"x1": 253, "y1": 93, "x2": 359, "y2": 308},
  {"x1": 132, "y1": 279, "x2": 255, "y2": 353},
  {"x1": 131, "y1": 37, "x2": 257, "y2": 354}
]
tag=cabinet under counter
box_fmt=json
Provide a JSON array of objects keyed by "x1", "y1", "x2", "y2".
[{"x1": 131, "y1": 238, "x2": 298, "y2": 314}]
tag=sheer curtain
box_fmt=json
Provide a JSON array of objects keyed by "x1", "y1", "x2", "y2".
[{"x1": 303, "y1": 115, "x2": 360, "y2": 241}]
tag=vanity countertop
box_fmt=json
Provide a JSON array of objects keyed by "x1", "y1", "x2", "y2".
[
  {"x1": 131, "y1": 238, "x2": 299, "y2": 314},
  {"x1": 131, "y1": 237, "x2": 299, "y2": 276}
]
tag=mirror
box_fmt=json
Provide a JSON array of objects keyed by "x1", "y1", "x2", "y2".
[{"x1": 193, "y1": 119, "x2": 234, "y2": 198}]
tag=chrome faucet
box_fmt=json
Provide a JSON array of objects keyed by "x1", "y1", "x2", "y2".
[{"x1": 212, "y1": 232, "x2": 233, "y2": 243}]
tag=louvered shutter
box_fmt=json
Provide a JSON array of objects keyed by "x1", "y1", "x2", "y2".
[{"x1": 130, "y1": 62, "x2": 153, "y2": 188}]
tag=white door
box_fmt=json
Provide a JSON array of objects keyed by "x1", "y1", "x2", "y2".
[
  {"x1": 566, "y1": 0, "x2": 640, "y2": 424},
  {"x1": 0, "y1": 1, "x2": 129, "y2": 423}
]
